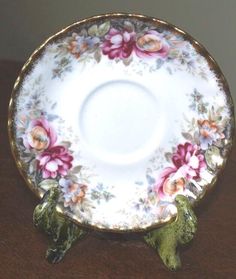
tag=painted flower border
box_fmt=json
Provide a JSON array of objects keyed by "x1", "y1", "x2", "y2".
[
  {"x1": 12, "y1": 74, "x2": 117, "y2": 223},
  {"x1": 50, "y1": 18, "x2": 210, "y2": 80},
  {"x1": 13, "y1": 88, "x2": 231, "y2": 227},
  {"x1": 8, "y1": 14, "x2": 235, "y2": 231},
  {"x1": 132, "y1": 87, "x2": 232, "y2": 216}
]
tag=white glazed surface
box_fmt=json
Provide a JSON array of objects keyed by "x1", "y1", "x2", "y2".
[{"x1": 11, "y1": 16, "x2": 234, "y2": 231}]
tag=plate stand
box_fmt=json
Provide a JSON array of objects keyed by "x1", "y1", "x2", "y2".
[
  {"x1": 144, "y1": 195, "x2": 197, "y2": 271},
  {"x1": 33, "y1": 188, "x2": 88, "y2": 263},
  {"x1": 33, "y1": 190, "x2": 197, "y2": 270}
]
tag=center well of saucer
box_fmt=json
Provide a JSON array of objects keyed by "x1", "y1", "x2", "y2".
[{"x1": 79, "y1": 80, "x2": 162, "y2": 163}]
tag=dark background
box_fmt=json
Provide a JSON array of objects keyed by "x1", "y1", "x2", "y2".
[{"x1": 1, "y1": 0, "x2": 236, "y2": 109}]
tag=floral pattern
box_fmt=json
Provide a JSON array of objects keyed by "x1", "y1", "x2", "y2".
[
  {"x1": 67, "y1": 33, "x2": 100, "y2": 59},
  {"x1": 140, "y1": 86, "x2": 232, "y2": 212},
  {"x1": 102, "y1": 28, "x2": 135, "y2": 59},
  {"x1": 12, "y1": 17, "x2": 234, "y2": 230},
  {"x1": 50, "y1": 19, "x2": 210, "y2": 78},
  {"x1": 16, "y1": 111, "x2": 115, "y2": 220},
  {"x1": 23, "y1": 117, "x2": 57, "y2": 151},
  {"x1": 135, "y1": 30, "x2": 170, "y2": 58},
  {"x1": 155, "y1": 142, "x2": 206, "y2": 199},
  {"x1": 90, "y1": 183, "x2": 115, "y2": 204},
  {"x1": 59, "y1": 177, "x2": 88, "y2": 208},
  {"x1": 37, "y1": 145, "x2": 73, "y2": 179},
  {"x1": 13, "y1": 76, "x2": 114, "y2": 222},
  {"x1": 101, "y1": 28, "x2": 170, "y2": 60},
  {"x1": 198, "y1": 119, "x2": 225, "y2": 150}
]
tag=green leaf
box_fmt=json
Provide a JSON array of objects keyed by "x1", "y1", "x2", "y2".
[
  {"x1": 216, "y1": 106, "x2": 224, "y2": 115},
  {"x1": 193, "y1": 131, "x2": 200, "y2": 144},
  {"x1": 164, "y1": 152, "x2": 172, "y2": 162},
  {"x1": 166, "y1": 67, "x2": 172, "y2": 75},
  {"x1": 88, "y1": 24, "x2": 98, "y2": 36},
  {"x1": 94, "y1": 49, "x2": 101, "y2": 63},
  {"x1": 124, "y1": 21, "x2": 134, "y2": 32},
  {"x1": 182, "y1": 132, "x2": 193, "y2": 141},
  {"x1": 205, "y1": 146, "x2": 223, "y2": 171},
  {"x1": 80, "y1": 29, "x2": 87, "y2": 37},
  {"x1": 98, "y1": 21, "x2": 110, "y2": 36},
  {"x1": 156, "y1": 58, "x2": 164, "y2": 69},
  {"x1": 123, "y1": 57, "x2": 133, "y2": 66},
  {"x1": 66, "y1": 174, "x2": 78, "y2": 182},
  {"x1": 16, "y1": 137, "x2": 24, "y2": 146},
  {"x1": 60, "y1": 141, "x2": 71, "y2": 148},
  {"x1": 29, "y1": 159, "x2": 37, "y2": 174},
  {"x1": 39, "y1": 179, "x2": 58, "y2": 191},
  {"x1": 21, "y1": 152, "x2": 34, "y2": 163},
  {"x1": 71, "y1": 165, "x2": 82, "y2": 174}
]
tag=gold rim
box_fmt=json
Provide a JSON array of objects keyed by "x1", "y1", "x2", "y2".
[{"x1": 8, "y1": 13, "x2": 235, "y2": 233}]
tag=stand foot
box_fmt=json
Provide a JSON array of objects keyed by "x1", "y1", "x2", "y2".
[
  {"x1": 144, "y1": 195, "x2": 197, "y2": 271},
  {"x1": 33, "y1": 187, "x2": 87, "y2": 263}
]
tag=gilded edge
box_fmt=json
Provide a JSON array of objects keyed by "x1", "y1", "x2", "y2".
[{"x1": 7, "y1": 13, "x2": 235, "y2": 233}]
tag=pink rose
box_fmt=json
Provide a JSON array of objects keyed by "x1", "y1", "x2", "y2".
[
  {"x1": 134, "y1": 30, "x2": 169, "y2": 58},
  {"x1": 36, "y1": 146, "x2": 73, "y2": 179},
  {"x1": 23, "y1": 117, "x2": 57, "y2": 151},
  {"x1": 155, "y1": 142, "x2": 206, "y2": 198},
  {"x1": 102, "y1": 28, "x2": 170, "y2": 60},
  {"x1": 171, "y1": 142, "x2": 206, "y2": 180},
  {"x1": 102, "y1": 28, "x2": 136, "y2": 59}
]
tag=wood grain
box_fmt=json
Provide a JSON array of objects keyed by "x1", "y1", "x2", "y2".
[{"x1": 0, "y1": 60, "x2": 235, "y2": 279}]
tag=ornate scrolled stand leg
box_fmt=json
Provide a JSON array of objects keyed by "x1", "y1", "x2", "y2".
[
  {"x1": 33, "y1": 188, "x2": 88, "y2": 263},
  {"x1": 144, "y1": 195, "x2": 197, "y2": 271}
]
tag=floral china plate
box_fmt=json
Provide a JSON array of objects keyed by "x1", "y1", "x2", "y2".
[{"x1": 8, "y1": 13, "x2": 234, "y2": 232}]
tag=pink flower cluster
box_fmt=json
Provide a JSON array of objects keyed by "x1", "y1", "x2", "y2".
[
  {"x1": 24, "y1": 117, "x2": 73, "y2": 179},
  {"x1": 23, "y1": 118, "x2": 57, "y2": 151},
  {"x1": 155, "y1": 142, "x2": 206, "y2": 198},
  {"x1": 36, "y1": 146, "x2": 73, "y2": 179},
  {"x1": 102, "y1": 28, "x2": 136, "y2": 59},
  {"x1": 102, "y1": 28, "x2": 169, "y2": 60}
]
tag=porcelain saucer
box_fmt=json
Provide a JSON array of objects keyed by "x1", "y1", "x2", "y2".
[{"x1": 8, "y1": 14, "x2": 234, "y2": 231}]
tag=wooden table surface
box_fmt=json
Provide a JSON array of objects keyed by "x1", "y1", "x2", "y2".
[{"x1": 0, "y1": 60, "x2": 235, "y2": 279}]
